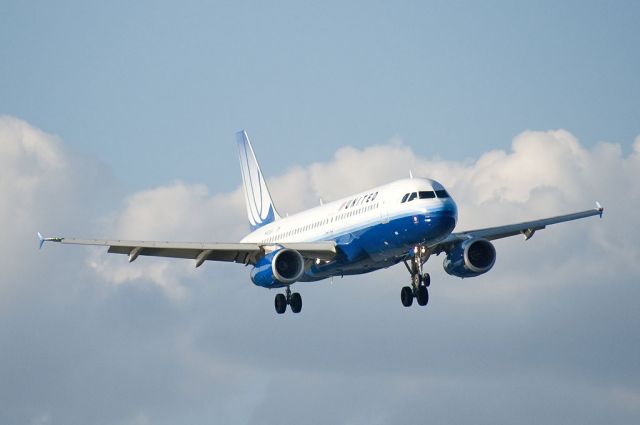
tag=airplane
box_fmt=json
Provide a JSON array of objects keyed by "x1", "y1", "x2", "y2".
[{"x1": 39, "y1": 131, "x2": 604, "y2": 314}]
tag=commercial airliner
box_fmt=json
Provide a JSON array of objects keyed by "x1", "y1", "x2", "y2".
[{"x1": 39, "y1": 131, "x2": 604, "y2": 314}]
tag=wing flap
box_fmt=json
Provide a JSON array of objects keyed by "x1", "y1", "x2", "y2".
[
  {"x1": 279, "y1": 242, "x2": 337, "y2": 261},
  {"x1": 47, "y1": 237, "x2": 337, "y2": 266}
]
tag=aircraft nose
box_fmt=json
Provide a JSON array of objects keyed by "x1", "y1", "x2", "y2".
[{"x1": 439, "y1": 198, "x2": 458, "y2": 225}]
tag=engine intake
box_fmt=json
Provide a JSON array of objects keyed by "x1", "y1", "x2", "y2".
[
  {"x1": 443, "y1": 238, "x2": 496, "y2": 278},
  {"x1": 251, "y1": 248, "x2": 305, "y2": 287}
]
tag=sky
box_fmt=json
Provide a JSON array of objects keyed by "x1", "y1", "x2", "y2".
[{"x1": 1, "y1": 1, "x2": 639, "y2": 424}]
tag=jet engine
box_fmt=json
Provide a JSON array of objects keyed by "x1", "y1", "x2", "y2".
[
  {"x1": 251, "y1": 248, "x2": 305, "y2": 287},
  {"x1": 443, "y1": 238, "x2": 496, "y2": 278}
]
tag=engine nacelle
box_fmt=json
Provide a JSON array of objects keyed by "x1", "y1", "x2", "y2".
[
  {"x1": 443, "y1": 238, "x2": 496, "y2": 278},
  {"x1": 251, "y1": 248, "x2": 305, "y2": 288}
]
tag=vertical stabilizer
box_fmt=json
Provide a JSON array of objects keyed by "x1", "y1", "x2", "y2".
[{"x1": 236, "y1": 130, "x2": 281, "y2": 231}]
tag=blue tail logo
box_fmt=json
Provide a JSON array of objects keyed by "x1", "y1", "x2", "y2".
[{"x1": 236, "y1": 131, "x2": 281, "y2": 231}]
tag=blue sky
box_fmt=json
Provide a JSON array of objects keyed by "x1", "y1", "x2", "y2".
[
  {"x1": 2, "y1": 1, "x2": 638, "y2": 191},
  {"x1": 1, "y1": 2, "x2": 640, "y2": 425}
]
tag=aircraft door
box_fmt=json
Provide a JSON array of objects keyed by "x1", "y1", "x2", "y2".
[{"x1": 379, "y1": 195, "x2": 389, "y2": 224}]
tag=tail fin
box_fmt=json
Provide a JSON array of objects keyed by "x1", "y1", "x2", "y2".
[{"x1": 236, "y1": 130, "x2": 281, "y2": 231}]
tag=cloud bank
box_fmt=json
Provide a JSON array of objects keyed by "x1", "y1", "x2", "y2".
[{"x1": 1, "y1": 116, "x2": 639, "y2": 425}]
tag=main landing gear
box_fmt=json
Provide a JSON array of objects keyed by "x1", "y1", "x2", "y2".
[
  {"x1": 274, "y1": 286, "x2": 302, "y2": 314},
  {"x1": 401, "y1": 246, "x2": 431, "y2": 308}
]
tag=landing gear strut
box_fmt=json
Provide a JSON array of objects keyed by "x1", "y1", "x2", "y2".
[
  {"x1": 401, "y1": 245, "x2": 431, "y2": 308},
  {"x1": 275, "y1": 286, "x2": 302, "y2": 314}
]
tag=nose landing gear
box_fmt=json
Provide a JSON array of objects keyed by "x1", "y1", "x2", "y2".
[
  {"x1": 401, "y1": 245, "x2": 431, "y2": 308},
  {"x1": 274, "y1": 285, "x2": 302, "y2": 314}
]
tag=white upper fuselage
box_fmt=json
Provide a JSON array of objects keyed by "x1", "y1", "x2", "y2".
[{"x1": 241, "y1": 177, "x2": 458, "y2": 248}]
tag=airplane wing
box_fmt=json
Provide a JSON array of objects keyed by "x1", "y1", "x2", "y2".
[
  {"x1": 430, "y1": 203, "x2": 604, "y2": 253},
  {"x1": 37, "y1": 235, "x2": 337, "y2": 267}
]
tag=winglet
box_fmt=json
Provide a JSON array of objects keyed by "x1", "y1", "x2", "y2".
[
  {"x1": 37, "y1": 232, "x2": 63, "y2": 249},
  {"x1": 596, "y1": 201, "x2": 604, "y2": 218}
]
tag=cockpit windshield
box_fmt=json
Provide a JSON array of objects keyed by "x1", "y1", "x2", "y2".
[
  {"x1": 419, "y1": 191, "x2": 435, "y2": 199},
  {"x1": 401, "y1": 190, "x2": 440, "y2": 202}
]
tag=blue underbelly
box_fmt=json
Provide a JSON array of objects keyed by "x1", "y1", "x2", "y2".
[{"x1": 300, "y1": 209, "x2": 456, "y2": 282}]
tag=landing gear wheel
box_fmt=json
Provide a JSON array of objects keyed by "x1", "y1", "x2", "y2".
[
  {"x1": 274, "y1": 293, "x2": 287, "y2": 314},
  {"x1": 416, "y1": 285, "x2": 429, "y2": 306},
  {"x1": 402, "y1": 246, "x2": 432, "y2": 308},
  {"x1": 401, "y1": 286, "x2": 413, "y2": 307},
  {"x1": 290, "y1": 292, "x2": 302, "y2": 313}
]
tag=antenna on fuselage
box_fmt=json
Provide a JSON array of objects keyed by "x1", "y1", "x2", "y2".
[{"x1": 409, "y1": 170, "x2": 413, "y2": 179}]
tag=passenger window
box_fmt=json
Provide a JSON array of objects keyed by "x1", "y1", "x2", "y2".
[
  {"x1": 407, "y1": 192, "x2": 417, "y2": 202},
  {"x1": 435, "y1": 190, "x2": 449, "y2": 198},
  {"x1": 419, "y1": 191, "x2": 436, "y2": 199},
  {"x1": 401, "y1": 193, "x2": 409, "y2": 203}
]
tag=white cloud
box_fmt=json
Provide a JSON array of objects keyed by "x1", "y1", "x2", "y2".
[
  {"x1": 0, "y1": 116, "x2": 114, "y2": 305},
  {"x1": 2, "y1": 116, "x2": 639, "y2": 425},
  {"x1": 0, "y1": 116, "x2": 67, "y2": 232},
  {"x1": 87, "y1": 181, "x2": 248, "y2": 300},
  {"x1": 82, "y1": 126, "x2": 640, "y2": 302}
]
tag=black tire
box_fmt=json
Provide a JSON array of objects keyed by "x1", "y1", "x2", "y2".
[
  {"x1": 275, "y1": 293, "x2": 287, "y2": 314},
  {"x1": 290, "y1": 292, "x2": 302, "y2": 313},
  {"x1": 401, "y1": 286, "x2": 413, "y2": 307},
  {"x1": 416, "y1": 285, "x2": 429, "y2": 306},
  {"x1": 422, "y1": 273, "x2": 431, "y2": 287}
]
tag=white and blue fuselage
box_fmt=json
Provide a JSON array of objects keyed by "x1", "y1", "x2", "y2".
[{"x1": 241, "y1": 178, "x2": 457, "y2": 285}]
